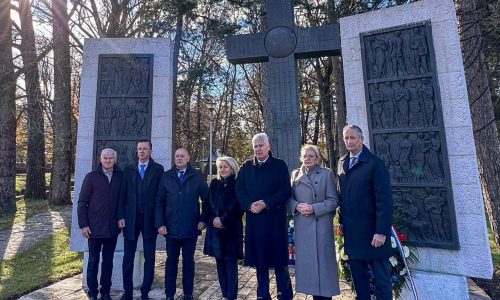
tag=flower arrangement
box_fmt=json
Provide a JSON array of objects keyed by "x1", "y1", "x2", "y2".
[{"x1": 336, "y1": 225, "x2": 419, "y2": 299}]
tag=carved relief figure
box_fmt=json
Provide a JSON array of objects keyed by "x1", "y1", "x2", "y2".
[
  {"x1": 113, "y1": 58, "x2": 124, "y2": 94},
  {"x1": 428, "y1": 132, "x2": 443, "y2": 182},
  {"x1": 128, "y1": 58, "x2": 143, "y2": 94},
  {"x1": 411, "y1": 132, "x2": 426, "y2": 182},
  {"x1": 398, "y1": 133, "x2": 412, "y2": 182},
  {"x1": 407, "y1": 197, "x2": 427, "y2": 240},
  {"x1": 370, "y1": 83, "x2": 384, "y2": 128},
  {"x1": 100, "y1": 99, "x2": 116, "y2": 135},
  {"x1": 395, "y1": 80, "x2": 410, "y2": 128},
  {"x1": 101, "y1": 60, "x2": 115, "y2": 95},
  {"x1": 371, "y1": 36, "x2": 388, "y2": 78},
  {"x1": 122, "y1": 59, "x2": 132, "y2": 95},
  {"x1": 376, "y1": 134, "x2": 391, "y2": 169},
  {"x1": 141, "y1": 59, "x2": 150, "y2": 94},
  {"x1": 409, "y1": 27, "x2": 429, "y2": 74},
  {"x1": 134, "y1": 99, "x2": 148, "y2": 136},
  {"x1": 408, "y1": 81, "x2": 425, "y2": 128},
  {"x1": 424, "y1": 189, "x2": 447, "y2": 241},
  {"x1": 116, "y1": 99, "x2": 133, "y2": 135},
  {"x1": 389, "y1": 31, "x2": 407, "y2": 76},
  {"x1": 382, "y1": 82, "x2": 395, "y2": 128},
  {"x1": 418, "y1": 78, "x2": 436, "y2": 127}
]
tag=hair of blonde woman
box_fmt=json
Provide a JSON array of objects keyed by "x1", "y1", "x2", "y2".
[
  {"x1": 300, "y1": 144, "x2": 322, "y2": 165},
  {"x1": 216, "y1": 156, "x2": 239, "y2": 180}
]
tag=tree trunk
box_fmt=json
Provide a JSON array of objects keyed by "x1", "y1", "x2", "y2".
[
  {"x1": 333, "y1": 56, "x2": 347, "y2": 160},
  {"x1": 458, "y1": 0, "x2": 500, "y2": 247},
  {"x1": 314, "y1": 58, "x2": 337, "y2": 169},
  {"x1": 20, "y1": 0, "x2": 46, "y2": 199},
  {"x1": 50, "y1": 0, "x2": 72, "y2": 205},
  {"x1": 171, "y1": 6, "x2": 183, "y2": 155},
  {"x1": 0, "y1": 1, "x2": 17, "y2": 215}
]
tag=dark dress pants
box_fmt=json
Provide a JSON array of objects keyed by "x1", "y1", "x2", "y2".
[
  {"x1": 312, "y1": 296, "x2": 331, "y2": 300},
  {"x1": 164, "y1": 237, "x2": 198, "y2": 297},
  {"x1": 215, "y1": 258, "x2": 238, "y2": 300},
  {"x1": 122, "y1": 213, "x2": 157, "y2": 296},
  {"x1": 349, "y1": 258, "x2": 392, "y2": 300},
  {"x1": 87, "y1": 237, "x2": 118, "y2": 297},
  {"x1": 256, "y1": 265, "x2": 292, "y2": 300}
]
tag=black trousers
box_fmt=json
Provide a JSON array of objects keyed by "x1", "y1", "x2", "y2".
[
  {"x1": 87, "y1": 236, "x2": 118, "y2": 297},
  {"x1": 122, "y1": 213, "x2": 157, "y2": 296},
  {"x1": 349, "y1": 258, "x2": 392, "y2": 300},
  {"x1": 215, "y1": 258, "x2": 238, "y2": 300},
  {"x1": 256, "y1": 265, "x2": 293, "y2": 300},
  {"x1": 312, "y1": 296, "x2": 331, "y2": 300},
  {"x1": 164, "y1": 237, "x2": 198, "y2": 297}
]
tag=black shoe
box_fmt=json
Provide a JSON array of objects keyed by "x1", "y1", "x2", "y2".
[
  {"x1": 184, "y1": 295, "x2": 194, "y2": 300},
  {"x1": 88, "y1": 296, "x2": 98, "y2": 300},
  {"x1": 166, "y1": 297, "x2": 175, "y2": 300},
  {"x1": 101, "y1": 294, "x2": 112, "y2": 300},
  {"x1": 120, "y1": 294, "x2": 133, "y2": 300},
  {"x1": 141, "y1": 293, "x2": 150, "y2": 300}
]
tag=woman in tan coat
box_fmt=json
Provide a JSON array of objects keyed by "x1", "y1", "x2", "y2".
[{"x1": 289, "y1": 144, "x2": 340, "y2": 300}]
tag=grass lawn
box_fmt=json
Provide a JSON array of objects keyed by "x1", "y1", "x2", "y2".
[{"x1": 0, "y1": 228, "x2": 83, "y2": 300}]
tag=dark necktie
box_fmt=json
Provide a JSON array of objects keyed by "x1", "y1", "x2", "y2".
[
  {"x1": 140, "y1": 164, "x2": 146, "y2": 179},
  {"x1": 178, "y1": 170, "x2": 185, "y2": 184},
  {"x1": 349, "y1": 157, "x2": 357, "y2": 169}
]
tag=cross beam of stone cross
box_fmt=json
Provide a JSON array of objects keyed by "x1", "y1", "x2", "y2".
[{"x1": 226, "y1": 0, "x2": 341, "y2": 170}]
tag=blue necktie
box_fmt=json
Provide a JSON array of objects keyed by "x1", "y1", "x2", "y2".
[
  {"x1": 349, "y1": 157, "x2": 357, "y2": 169},
  {"x1": 140, "y1": 164, "x2": 146, "y2": 179},
  {"x1": 178, "y1": 170, "x2": 185, "y2": 184}
]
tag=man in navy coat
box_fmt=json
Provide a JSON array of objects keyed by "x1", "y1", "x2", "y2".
[
  {"x1": 155, "y1": 148, "x2": 209, "y2": 300},
  {"x1": 235, "y1": 133, "x2": 292, "y2": 300},
  {"x1": 337, "y1": 125, "x2": 393, "y2": 300},
  {"x1": 118, "y1": 140, "x2": 164, "y2": 300},
  {"x1": 78, "y1": 148, "x2": 122, "y2": 300}
]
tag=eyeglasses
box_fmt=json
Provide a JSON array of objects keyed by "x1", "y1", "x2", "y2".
[{"x1": 302, "y1": 154, "x2": 317, "y2": 159}]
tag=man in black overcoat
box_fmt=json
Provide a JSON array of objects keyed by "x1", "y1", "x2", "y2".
[
  {"x1": 337, "y1": 125, "x2": 394, "y2": 300},
  {"x1": 118, "y1": 140, "x2": 164, "y2": 300},
  {"x1": 78, "y1": 148, "x2": 123, "y2": 300},
  {"x1": 155, "y1": 148, "x2": 209, "y2": 300},
  {"x1": 235, "y1": 133, "x2": 293, "y2": 300}
]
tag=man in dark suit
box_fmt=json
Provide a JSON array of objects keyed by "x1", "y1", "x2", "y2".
[
  {"x1": 78, "y1": 148, "x2": 123, "y2": 300},
  {"x1": 155, "y1": 148, "x2": 209, "y2": 300},
  {"x1": 118, "y1": 140, "x2": 164, "y2": 300},
  {"x1": 337, "y1": 125, "x2": 393, "y2": 300},
  {"x1": 235, "y1": 133, "x2": 293, "y2": 300}
]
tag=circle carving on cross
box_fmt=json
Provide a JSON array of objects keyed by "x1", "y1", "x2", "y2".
[{"x1": 264, "y1": 26, "x2": 297, "y2": 58}]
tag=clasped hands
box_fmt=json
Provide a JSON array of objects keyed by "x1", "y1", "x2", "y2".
[
  {"x1": 156, "y1": 222, "x2": 206, "y2": 236},
  {"x1": 250, "y1": 200, "x2": 266, "y2": 213},
  {"x1": 296, "y1": 203, "x2": 314, "y2": 216}
]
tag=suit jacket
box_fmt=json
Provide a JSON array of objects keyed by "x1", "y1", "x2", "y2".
[
  {"x1": 235, "y1": 154, "x2": 291, "y2": 268},
  {"x1": 77, "y1": 163, "x2": 122, "y2": 238},
  {"x1": 118, "y1": 158, "x2": 164, "y2": 240},
  {"x1": 337, "y1": 145, "x2": 393, "y2": 260},
  {"x1": 155, "y1": 164, "x2": 209, "y2": 239}
]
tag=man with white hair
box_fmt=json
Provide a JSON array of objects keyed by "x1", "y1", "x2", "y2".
[
  {"x1": 78, "y1": 148, "x2": 123, "y2": 300},
  {"x1": 236, "y1": 133, "x2": 293, "y2": 300}
]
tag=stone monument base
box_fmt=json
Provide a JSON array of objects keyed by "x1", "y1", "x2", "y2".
[{"x1": 400, "y1": 270, "x2": 469, "y2": 300}]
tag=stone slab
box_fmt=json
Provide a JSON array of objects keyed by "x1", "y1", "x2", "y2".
[
  {"x1": 339, "y1": 0, "x2": 493, "y2": 286},
  {"x1": 70, "y1": 38, "x2": 173, "y2": 290}
]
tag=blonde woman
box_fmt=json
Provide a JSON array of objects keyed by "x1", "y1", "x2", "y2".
[
  {"x1": 202, "y1": 156, "x2": 243, "y2": 300},
  {"x1": 289, "y1": 145, "x2": 340, "y2": 300}
]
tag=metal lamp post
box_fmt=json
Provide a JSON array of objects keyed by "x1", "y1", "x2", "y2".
[{"x1": 206, "y1": 101, "x2": 216, "y2": 182}]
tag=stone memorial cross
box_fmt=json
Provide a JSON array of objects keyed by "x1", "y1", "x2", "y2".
[{"x1": 226, "y1": 0, "x2": 340, "y2": 170}]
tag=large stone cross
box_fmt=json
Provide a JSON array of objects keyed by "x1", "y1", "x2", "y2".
[{"x1": 226, "y1": 0, "x2": 341, "y2": 170}]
